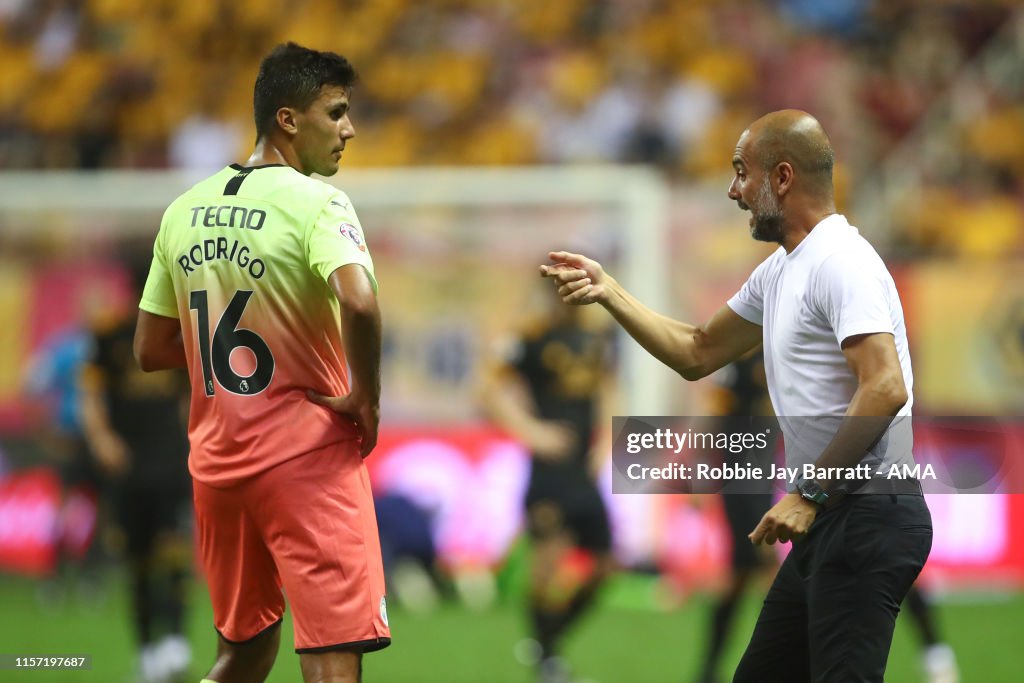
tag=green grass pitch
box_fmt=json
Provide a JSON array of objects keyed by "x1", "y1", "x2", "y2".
[{"x1": 0, "y1": 572, "x2": 1020, "y2": 682}]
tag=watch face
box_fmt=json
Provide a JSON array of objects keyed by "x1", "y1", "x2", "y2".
[
  {"x1": 801, "y1": 481, "x2": 822, "y2": 496},
  {"x1": 799, "y1": 480, "x2": 827, "y2": 503}
]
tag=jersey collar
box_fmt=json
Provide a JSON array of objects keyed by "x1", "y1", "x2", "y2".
[{"x1": 229, "y1": 163, "x2": 288, "y2": 171}]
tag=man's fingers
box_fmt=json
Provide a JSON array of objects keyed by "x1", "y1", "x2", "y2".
[
  {"x1": 542, "y1": 252, "x2": 603, "y2": 304},
  {"x1": 360, "y1": 432, "x2": 378, "y2": 458},
  {"x1": 749, "y1": 519, "x2": 768, "y2": 546},
  {"x1": 539, "y1": 262, "x2": 577, "y2": 275},
  {"x1": 564, "y1": 284, "x2": 594, "y2": 303},
  {"x1": 307, "y1": 390, "x2": 351, "y2": 416},
  {"x1": 538, "y1": 263, "x2": 560, "y2": 278},
  {"x1": 357, "y1": 414, "x2": 380, "y2": 458},
  {"x1": 306, "y1": 389, "x2": 331, "y2": 406},
  {"x1": 548, "y1": 251, "x2": 585, "y2": 266},
  {"x1": 558, "y1": 278, "x2": 591, "y2": 296},
  {"x1": 542, "y1": 265, "x2": 589, "y2": 284},
  {"x1": 307, "y1": 390, "x2": 378, "y2": 457}
]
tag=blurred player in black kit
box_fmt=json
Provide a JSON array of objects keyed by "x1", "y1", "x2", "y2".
[
  {"x1": 79, "y1": 259, "x2": 192, "y2": 683},
  {"x1": 904, "y1": 584, "x2": 959, "y2": 683},
  {"x1": 481, "y1": 299, "x2": 615, "y2": 683},
  {"x1": 694, "y1": 349, "x2": 778, "y2": 683}
]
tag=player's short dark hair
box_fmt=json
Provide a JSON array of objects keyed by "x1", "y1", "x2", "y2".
[{"x1": 253, "y1": 42, "x2": 358, "y2": 139}]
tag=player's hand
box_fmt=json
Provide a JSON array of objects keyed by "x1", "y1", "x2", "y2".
[
  {"x1": 92, "y1": 432, "x2": 131, "y2": 477},
  {"x1": 748, "y1": 492, "x2": 818, "y2": 545},
  {"x1": 528, "y1": 420, "x2": 577, "y2": 461},
  {"x1": 539, "y1": 251, "x2": 610, "y2": 306},
  {"x1": 307, "y1": 388, "x2": 380, "y2": 458}
]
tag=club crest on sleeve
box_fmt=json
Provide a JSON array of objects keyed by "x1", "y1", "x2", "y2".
[{"x1": 338, "y1": 223, "x2": 366, "y2": 251}]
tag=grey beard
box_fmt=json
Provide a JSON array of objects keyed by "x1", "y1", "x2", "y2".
[
  {"x1": 750, "y1": 177, "x2": 784, "y2": 243},
  {"x1": 751, "y1": 213, "x2": 784, "y2": 243}
]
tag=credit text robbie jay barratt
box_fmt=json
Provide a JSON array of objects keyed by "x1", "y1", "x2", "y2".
[{"x1": 624, "y1": 462, "x2": 936, "y2": 483}]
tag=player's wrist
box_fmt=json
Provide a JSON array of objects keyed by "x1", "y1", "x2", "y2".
[
  {"x1": 350, "y1": 379, "x2": 381, "y2": 402},
  {"x1": 598, "y1": 275, "x2": 622, "y2": 308}
]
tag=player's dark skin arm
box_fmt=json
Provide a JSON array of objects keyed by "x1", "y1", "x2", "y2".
[
  {"x1": 134, "y1": 311, "x2": 186, "y2": 372},
  {"x1": 749, "y1": 332, "x2": 909, "y2": 545},
  {"x1": 307, "y1": 264, "x2": 382, "y2": 458},
  {"x1": 478, "y1": 363, "x2": 576, "y2": 461},
  {"x1": 540, "y1": 251, "x2": 762, "y2": 380},
  {"x1": 79, "y1": 364, "x2": 130, "y2": 477}
]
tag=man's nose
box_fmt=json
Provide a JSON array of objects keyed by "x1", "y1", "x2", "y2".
[{"x1": 341, "y1": 117, "x2": 355, "y2": 140}]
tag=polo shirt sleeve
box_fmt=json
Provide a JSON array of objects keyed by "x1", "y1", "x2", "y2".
[
  {"x1": 815, "y1": 251, "x2": 895, "y2": 345},
  {"x1": 727, "y1": 251, "x2": 778, "y2": 326}
]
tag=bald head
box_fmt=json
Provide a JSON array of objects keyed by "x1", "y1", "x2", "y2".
[{"x1": 742, "y1": 110, "x2": 835, "y2": 195}]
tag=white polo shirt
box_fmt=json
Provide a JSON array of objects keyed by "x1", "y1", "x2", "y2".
[{"x1": 727, "y1": 214, "x2": 915, "y2": 479}]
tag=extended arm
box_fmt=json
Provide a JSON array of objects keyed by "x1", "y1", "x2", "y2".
[
  {"x1": 134, "y1": 310, "x2": 186, "y2": 372},
  {"x1": 540, "y1": 251, "x2": 761, "y2": 380},
  {"x1": 306, "y1": 264, "x2": 382, "y2": 457}
]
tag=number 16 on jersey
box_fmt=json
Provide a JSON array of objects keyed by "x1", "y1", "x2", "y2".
[{"x1": 189, "y1": 289, "x2": 275, "y2": 396}]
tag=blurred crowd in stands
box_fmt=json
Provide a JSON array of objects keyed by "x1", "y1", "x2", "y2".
[{"x1": 1, "y1": 0, "x2": 1022, "y2": 255}]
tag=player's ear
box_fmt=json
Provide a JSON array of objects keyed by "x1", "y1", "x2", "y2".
[
  {"x1": 776, "y1": 161, "x2": 794, "y2": 197},
  {"x1": 276, "y1": 107, "x2": 299, "y2": 136}
]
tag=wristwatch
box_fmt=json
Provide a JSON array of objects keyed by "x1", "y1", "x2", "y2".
[{"x1": 796, "y1": 479, "x2": 829, "y2": 507}]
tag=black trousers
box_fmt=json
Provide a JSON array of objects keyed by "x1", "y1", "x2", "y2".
[{"x1": 733, "y1": 494, "x2": 932, "y2": 683}]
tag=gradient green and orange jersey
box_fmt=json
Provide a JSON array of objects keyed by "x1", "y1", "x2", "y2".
[{"x1": 139, "y1": 163, "x2": 377, "y2": 486}]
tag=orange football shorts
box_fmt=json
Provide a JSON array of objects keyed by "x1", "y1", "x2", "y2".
[{"x1": 193, "y1": 439, "x2": 391, "y2": 652}]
